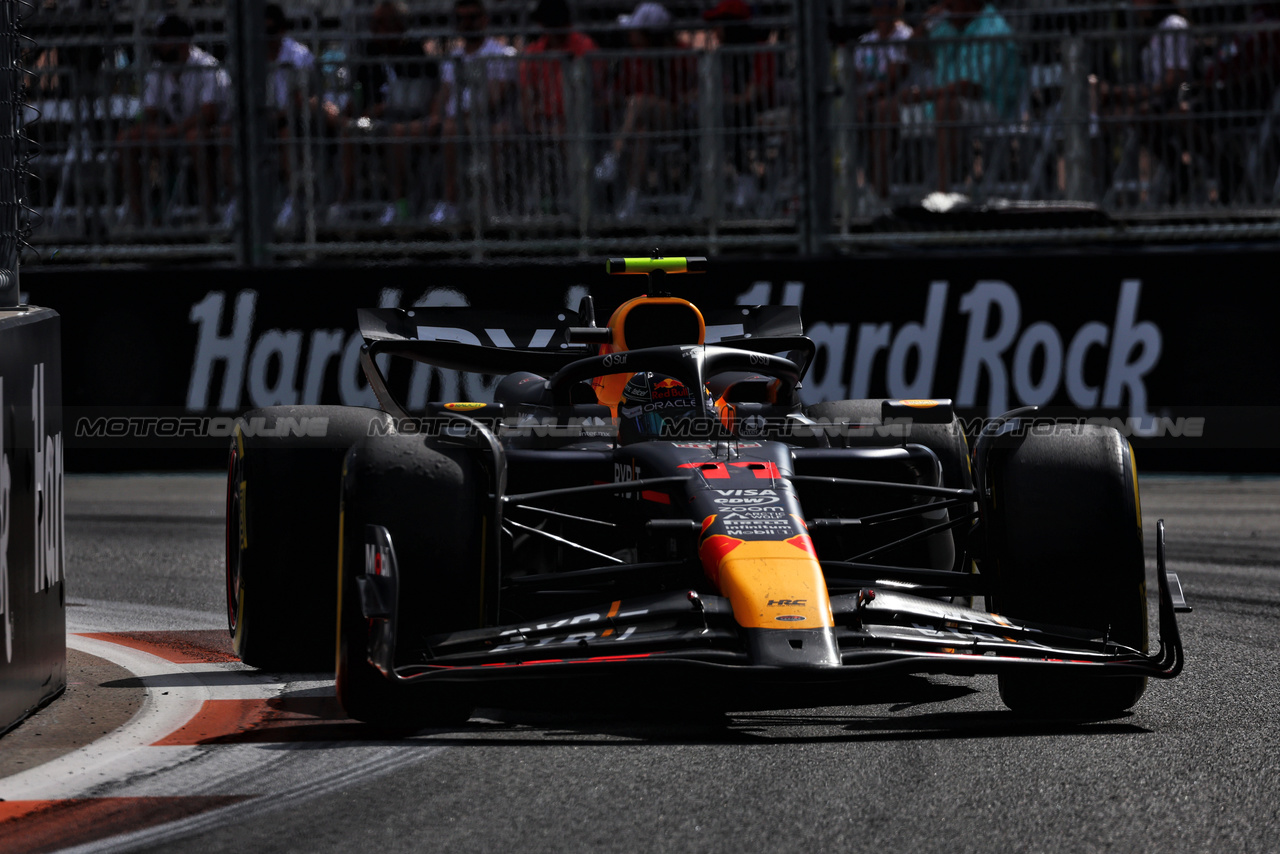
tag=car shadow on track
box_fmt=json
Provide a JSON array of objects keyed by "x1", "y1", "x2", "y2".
[
  {"x1": 436, "y1": 709, "x2": 1151, "y2": 747},
  {"x1": 243, "y1": 678, "x2": 1149, "y2": 748},
  {"x1": 739, "y1": 711, "x2": 1150, "y2": 743}
]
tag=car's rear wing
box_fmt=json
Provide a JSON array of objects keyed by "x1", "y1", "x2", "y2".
[{"x1": 357, "y1": 304, "x2": 811, "y2": 377}]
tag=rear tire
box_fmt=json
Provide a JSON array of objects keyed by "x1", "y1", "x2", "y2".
[
  {"x1": 226, "y1": 405, "x2": 387, "y2": 671},
  {"x1": 336, "y1": 431, "x2": 486, "y2": 729},
  {"x1": 984, "y1": 425, "x2": 1148, "y2": 717}
]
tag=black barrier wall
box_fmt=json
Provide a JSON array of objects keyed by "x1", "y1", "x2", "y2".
[
  {"x1": 0, "y1": 307, "x2": 66, "y2": 735},
  {"x1": 21, "y1": 248, "x2": 1280, "y2": 472}
]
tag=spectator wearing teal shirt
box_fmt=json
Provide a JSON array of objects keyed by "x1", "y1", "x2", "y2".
[
  {"x1": 928, "y1": 0, "x2": 1023, "y2": 119},
  {"x1": 892, "y1": 0, "x2": 1024, "y2": 194}
]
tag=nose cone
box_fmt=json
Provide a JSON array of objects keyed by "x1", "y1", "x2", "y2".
[{"x1": 744, "y1": 627, "x2": 842, "y2": 668}]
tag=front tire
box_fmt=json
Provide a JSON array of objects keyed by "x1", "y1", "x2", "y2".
[
  {"x1": 226, "y1": 405, "x2": 388, "y2": 671},
  {"x1": 983, "y1": 425, "x2": 1149, "y2": 717},
  {"x1": 336, "y1": 431, "x2": 487, "y2": 729}
]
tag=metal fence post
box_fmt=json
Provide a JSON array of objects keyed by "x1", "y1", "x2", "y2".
[
  {"x1": 796, "y1": 0, "x2": 832, "y2": 255},
  {"x1": 567, "y1": 57, "x2": 592, "y2": 246},
  {"x1": 1062, "y1": 35, "x2": 1090, "y2": 203},
  {"x1": 297, "y1": 64, "x2": 317, "y2": 253},
  {"x1": 228, "y1": 0, "x2": 271, "y2": 266},
  {"x1": 463, "y1": 56, "x2": 490, "y2": 259},
  {"x1": 834, "y1": 44, "x2": 857, "y2": 233},
  {"x1": 699, "y1": 50, "x2": 722, "y2": 245}
]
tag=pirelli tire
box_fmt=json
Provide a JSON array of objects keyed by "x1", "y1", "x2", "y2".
[
  {"x1": 226, "y1": 405, "x2": 389, "y2": 671},
  {"x1": 336, "y1": 431, "x2": 488, "y2": 730},
  {"x1": 805, "y1": 399, "x2": 975, "y2": 568},
  {"x1": 984, "y1": 425, "x2": 1149, "y2": 717}
]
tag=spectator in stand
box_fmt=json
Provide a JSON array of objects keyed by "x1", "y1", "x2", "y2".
[
  {"x1": 220, "y1": 4, "x2": 315, "y2": 230},
  {"x1": 263, "y1": 3, "x2": 315, "y2": 228},
  {"x1": 1091, "y1": 0, "x2": 1194, "y2": 201},
  {"x1": 704, "y1": 0, "x2": 779, "y2": 212},
  {"x1": 855, "y1": 0, "x2": 914, "y2": 199},
  {"x1": 1197, "y1": 1, "x2": 1280, "y2": 202},
  {"x1": 1092, "y1": 0, "x2": 1192, "y2": 112},
  {"x1": 593, "y1": 2, "x2": 699, "y2": 220},
  {"x1": 330, "y1": 1, "x2": 435, "y2": 224},
  {"x1": 117, "y1": 14, "x2": 229, "y2": 227},
  {"x1": 856, "y1": 0, "x2": 913, "y2": 110},
  {"x1": 879, "y1": 0, "x2": 1023, "y2": 196},
  {"x1": 420, "y1": 0, "x2": 518, "y2": 224},
  {"x1": 521, "y1": 0, "x2": 598, "y2": 133},
  {"x1": 518, "y1": 0, "x2": 599, "y2": 213}
]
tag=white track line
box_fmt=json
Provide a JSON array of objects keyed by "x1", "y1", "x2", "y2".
[
  {"x1": 0, "y1": 634, "x2": 213, "y2": 800},
  {"x1": 2, "y1": 630, "x2": 455, "y2": 854},
  {"x1": 51, "y1": 745, "x2": 447, "y2": 854}
]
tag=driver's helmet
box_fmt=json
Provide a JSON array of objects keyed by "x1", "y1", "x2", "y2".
[{"x1": 617, "y1": 372, "x2": 715, "y2": 444}]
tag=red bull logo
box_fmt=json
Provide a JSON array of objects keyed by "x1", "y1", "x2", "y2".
[{"x1": 652, "y1": 378, "x2": 691, "y2": 400}]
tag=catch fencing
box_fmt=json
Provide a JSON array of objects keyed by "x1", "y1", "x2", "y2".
[
  {"x1": 21, "y1": 0, "x2": 1280, "y2": 263},
  {"x1": 2, "y1": 0, "x2": 34, "y2": 300}
]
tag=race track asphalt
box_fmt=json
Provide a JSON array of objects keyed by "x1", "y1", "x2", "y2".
[{"x1": 2, "y1": 472, "x2": 1277, "y2": 854}]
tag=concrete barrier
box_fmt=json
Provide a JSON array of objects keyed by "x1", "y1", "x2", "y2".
[{"x1": 0, "y1": 306, "x2": 66, "y2": 736}]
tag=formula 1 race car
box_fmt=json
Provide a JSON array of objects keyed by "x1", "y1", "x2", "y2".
[{"x1": 225, "y1": 256, "x2": 1189, "y2": 728}]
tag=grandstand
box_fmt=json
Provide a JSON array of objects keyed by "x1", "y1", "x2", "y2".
[{"x1": 20, "y1": 0, "x2": 1280, "y2": 262}]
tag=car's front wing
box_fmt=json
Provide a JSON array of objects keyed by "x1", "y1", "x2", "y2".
[{"x1": 356, "y1": 522, "x2": 1188, "y2": 710}]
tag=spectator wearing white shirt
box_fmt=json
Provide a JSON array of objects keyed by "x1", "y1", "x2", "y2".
[
  {"x1": 855, "y1": 0, "x2": 914, "y2": 198},
  {"x1": 220, "y1": 4, "x2": 317, "y2": 229},
  {"x1": 263, "y1": 4, "x2": 315, "y2": 229},
  {"x1": 421, "y1": 0, "x2": 517, "y2": 223},
  {"x1": 118, "y1": 14, "x2": 229, "y2": 226},
  {"x1": 591, "y1": 3, "x2": 699, "y2": 220},
  {"x1": 329, "y1": 1, "x2": 436, "y2": 223},
  {"x1": 854, "y1": 1, "x2": 913, "y2": 92},
  {"x1": 265, "y1": 5, "x2": 315, "y2": 117},
  {"x1": 1091, "y1": 0, "x2": 1194, "y2": 200},
  {"x1": 1142, "y1": 6, "x2": 1192, "y2": 93},
  {"x1": 1092, "y1": 1, "x2": 1192, "y2": 115}
]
